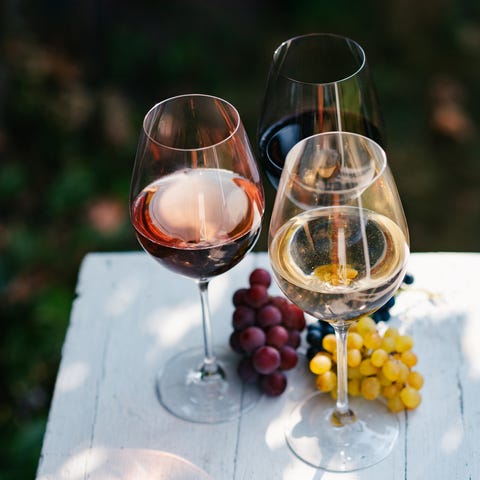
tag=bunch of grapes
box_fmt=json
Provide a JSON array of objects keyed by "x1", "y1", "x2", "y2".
[
  {"x1": 309, "y1": 316, "x2": 423, "y2": 412},
  {"x1": 229, "y1": 268, "x2": 306, "y2": 396}
]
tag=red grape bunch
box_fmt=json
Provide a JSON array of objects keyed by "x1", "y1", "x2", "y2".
[{"x1": 229, "y1": 268, "x2": 306, "y2": 396}]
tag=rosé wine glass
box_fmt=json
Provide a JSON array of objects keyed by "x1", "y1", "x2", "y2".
[{"x1": 130, "y1": 94, "x2": 265, "y2": 423}]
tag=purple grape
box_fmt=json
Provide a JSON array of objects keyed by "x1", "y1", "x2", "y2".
[
  {"x1": 372, "y1": 309, "x2": 391, "y2": 322},
  {"x1": 260, "y1": 371, "x2": 287, "y2": 396},
  {"x1": 321, "y1": 322, "x2": 335, "y2": 335},
  {"x1": 252, "y1": 346, "x2": 281, "y2": 375},
  {"x1": 286, "y1": 329, "x2": 301, "y2": 349},
  {"x1": 279, "y1": 345, "x2": 298, "y2": 371},
  {"x1": 239, "y1": 326, "x2": 266, "y2": 354},
  {"x1": 281, "y1": 303, "x2": 306, "y2": 331},
  {"x1": 270, "y1": 295, "x2": 289, "y2": 312},
  {"x1": 306, "y1": 345, "x2": 322, "y2": 361},
  {"x1": 249, "y1": 268, "x2": 272, "y2": 288},
  {"x1": 306, "y1": 329, "x2": 323, "y2": 347},
  {"x1": 237, "y1": 356, "x2": 259, "y2": 384},
  {"x1": 384, "y1": 296, "x2": 396, "y2": 309},
  {"x1": 270, "y1": 296, "x2": 306, "y2": 331},
  {"x1": 266, "y1": 325, "x2": 289, "y2": 349},
  {"x1": 229, "y1": 331, "x2": 243, "y2": 353},
  {"x1": 232, "y1": 288, "x2": 248, "y2": 306},
  {"x1": 256, "y1": 304, "x2": 282, "y2": 329},
  {"x1": 232, "y1": 305, "x2": 256, "y2": 331},
  {"x1": 243, "y1": 284, "x2": 269, "y2": 309}
]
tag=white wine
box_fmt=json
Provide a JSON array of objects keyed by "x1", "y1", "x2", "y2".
[{"x1": 269, "y1": 206, "x2": 409, "y2": 323}]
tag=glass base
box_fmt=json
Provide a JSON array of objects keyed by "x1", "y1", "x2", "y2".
[
  {"x1": 156, "y1": 346, "x2": 260, "y2": 423},
  {"x1": 285, "y1": 392, "x2": 399, "y2": 471}
]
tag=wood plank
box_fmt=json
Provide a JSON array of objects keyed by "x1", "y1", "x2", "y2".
[{"x1": 401, "y1": 253, "x2": 480, "y2": 479}]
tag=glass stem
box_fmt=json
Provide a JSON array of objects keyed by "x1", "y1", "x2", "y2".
[
  {"x1": 332, "y1": 322, "x2": 356, "y2": 426},
  {"x1": 197, "y1": 280, "x2": 222, "y2": 377}
]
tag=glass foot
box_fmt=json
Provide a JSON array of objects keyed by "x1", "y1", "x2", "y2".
[
  {"x1": 156, "y1": 346, "x2": 260, "y2": 423},
  {"x1": 285, "y1": 392, "x2": 399, "y2": 471}
]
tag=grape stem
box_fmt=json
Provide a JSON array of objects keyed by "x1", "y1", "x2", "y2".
[
  {"x1": 331, "y1": 321, "x2": 356, "y2": 426},
  {"x1": 197, "y1": 280, "x2": 224, "y2": 379}
]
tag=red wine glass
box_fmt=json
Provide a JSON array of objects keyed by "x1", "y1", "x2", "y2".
[
  {"x1": 130, "y1": 94, "x2": 265, "y2": 423},
  {"x1": 258, "y1": 33, "x2": 385, "y2": 189}
]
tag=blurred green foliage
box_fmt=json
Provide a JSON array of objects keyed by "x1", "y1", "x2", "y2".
[{"x1": 0, "y1": 0, "x2": 479, "y2": 477}]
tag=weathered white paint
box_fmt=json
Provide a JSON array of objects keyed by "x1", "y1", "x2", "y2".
[{"x1": 36, "y1": 252, "x2": 480, "y2": 479}]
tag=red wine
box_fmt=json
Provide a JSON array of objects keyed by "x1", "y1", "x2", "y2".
[
  {"x1": 258, "y1": 110, "x2": 384, "y2": 188},
  {"x1": 131, "y1": 168, "x2": 264, "y2": 279}
]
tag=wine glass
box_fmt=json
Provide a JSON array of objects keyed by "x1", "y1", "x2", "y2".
[
  {"x1": 268, "y1": 131, "x2": 409, "y2": 470},
  {"x1": 258, "y1": 33, "x2": 384, "y2": 189},
  {"x1": 130, "y1": 94, "x2": 265, "y2": 423}
]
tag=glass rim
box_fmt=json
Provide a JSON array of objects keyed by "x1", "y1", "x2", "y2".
[
  {"x1": 284, "y1": 131, "x2": 387, "y2": 195},
  {"x1": 272, "y1": 32, "x2": 367, "y2": 86},
  {"x1": 142, "y1": 93, "x2": 241, "y2": 152}
]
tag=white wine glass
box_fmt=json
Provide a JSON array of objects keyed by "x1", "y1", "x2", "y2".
[
  {"x1": 130, "y1": 94, "x2": 265, "y2": 423},
  {"x1": 268, "y1": 131, "x2": 409, "y2": 470},
  {"x1": 258, "y1": 33, "x2": 384, "y2": 189}
]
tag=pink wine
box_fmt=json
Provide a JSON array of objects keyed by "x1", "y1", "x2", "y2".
[{"x1": 131, "y1": 168, "x2": 263, "y2": 279}]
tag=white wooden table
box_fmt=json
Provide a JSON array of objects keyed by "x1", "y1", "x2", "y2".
[{"x1": 36, "y1": 252, "x2": 480, "y2": 479}]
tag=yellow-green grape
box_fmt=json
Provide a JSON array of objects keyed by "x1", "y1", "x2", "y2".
[
  {"x1": 382, "y1": 383, "x2": 400, "y2": 399},
  {"x1": 395, "y1": 334, "x2": 414, "y2": 353},
  {"x1": 401, "y1": 350, "x2": 418, "y2": 368},
  {"x1": 397, "y1": 361, "x2": 410, "y2": 384},
  {"x1": 361, "y1": 377, "x2": 381, "y2": 400},
  {"x1": 348, "y1": 378, "x2": 361, "y2": 396},
  {"x1": 400, "y1": 386, "x2": 422, "y2": 409},
  {"x1": 363, "y1": 331, "x2": 382, "y2": 350},
  {"x1": 309, "y1": 353, "x2": 332, "y2": 375},
  {"x1": 347, "y1": 366, "x2": 362, "y2": 380},
  {"x1": 377, "y1": 369, "x2": 393, "y2": 386},
  {"x1": 347, "y1": 348, "x2": 362, "y2": 368},
  {"x1": 331, "y1": 349, "x2": 338, "y2": 363},
  {"x1": 322, "y1": 333, "x2": 337, "y2": 353},
  {"x1": 316, "y1": 370, "x2": 337, "y2": 392},
  {"x1": 382, "y1": 358, "x2": 401, "y2": 381},
  {"x1": 388, "y1": 394, "x2": 406, "y2": 413},
  {"x1": 384, "y1": 326, "x2": 399, "y2": 339},
  {"x1": 347, "y1": 332, "x2": 363, "y2": 350},
  {"x1": 371, "y1": 348, "x2": 389, "y2": 367},
  {"x1": 357, "y1": 316, "x2": 377, "y2": 336},
  {"x1": 380, "y1": 336, "x2": 396, "y2": 353},
  {"x1": 359, "y1": 358, "x2": 380, "y2": 376},
  {"x1": 407, "y1": 371, "x2": 424, "y2": 390},
  {"x1": 349, "y1": 322, "x2": 358, "y2": 333}
]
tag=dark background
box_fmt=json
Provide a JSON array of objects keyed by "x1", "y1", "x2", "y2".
[{"x1": 1, "y1": 1, "x2": 479, "y2": 477}]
